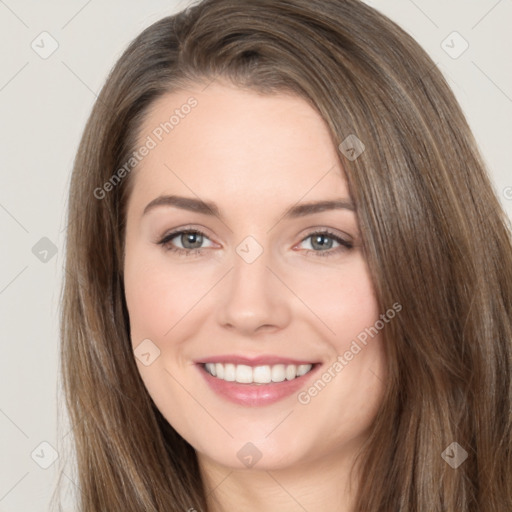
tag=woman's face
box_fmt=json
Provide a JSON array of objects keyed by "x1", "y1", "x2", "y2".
[{"x1": 123, "y1": 81, "x2": 388, "y2": 472}]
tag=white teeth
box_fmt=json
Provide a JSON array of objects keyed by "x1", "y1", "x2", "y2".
[
  {"x1": 285, "y1": 364, "x2": 296, "y2": 381},
  {"x1": 297, "y1": 364, "x2": 312, "y2": 377},
  {"x1": 224, "y1": 363, "x2": 236, "y2": 382},
  {"x1": 235, "y1": 364, "x2": 253, "y2": 383},
  {"x1": 253, "y1": 365, "x2": 271, "y2": 383},
  {"x1": 271, "y1": 364, "x2": 286, "y2": 382},
  {"x1": 204, "y1": 362, "x2": 313, "y2": 383}
]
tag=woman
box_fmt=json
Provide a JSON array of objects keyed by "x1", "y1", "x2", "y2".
[{"x1": 57, "y1": 0, "x2": 512, "y2": 510}]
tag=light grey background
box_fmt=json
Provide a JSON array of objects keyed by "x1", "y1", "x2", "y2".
[{"x1": 0, "y1": 1, "x2": 510, "y2": 510}]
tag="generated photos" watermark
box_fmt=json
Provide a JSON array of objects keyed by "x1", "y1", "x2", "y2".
[{"x1": 297, "y1": 302, "x2": 402, "y2": 404}]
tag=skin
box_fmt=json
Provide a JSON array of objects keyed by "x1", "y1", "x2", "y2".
[{"x1": 123, "y1": 80, "x2": 388, "y2": 512}]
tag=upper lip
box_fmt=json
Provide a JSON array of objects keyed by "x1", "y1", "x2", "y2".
[{"x1": 196, "y1": 355, "x2": 319, "y2": 366}]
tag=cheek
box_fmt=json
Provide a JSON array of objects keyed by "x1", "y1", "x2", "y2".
[
  {"x1": 294, "y1": 258, "x2": 380, "y2": 345},
  {"x1": 124, "y1": 247, "x2": 212, "y2": 344},
  {"x1": 124, "y1": 261, "x2": 171, "y2": 343}
]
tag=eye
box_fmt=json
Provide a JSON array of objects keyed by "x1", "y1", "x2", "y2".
[
  {"x1": 157, "y1": 227, "x2": 354, "y2": 258},
  {"x1": 297, "y1": 230, "x2": 353, "y2": 257},
  {"x1": 157, "y1": 228, "x2": 214, "y2": 256}
]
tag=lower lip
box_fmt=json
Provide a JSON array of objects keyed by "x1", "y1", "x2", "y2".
[{"x1": 198, "y1": 364, "x2": 319, "y2": 406}]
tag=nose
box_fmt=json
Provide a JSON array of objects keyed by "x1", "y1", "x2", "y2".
[{"x1": 215, "y1": 246, "x2": 292, "y2": 336}]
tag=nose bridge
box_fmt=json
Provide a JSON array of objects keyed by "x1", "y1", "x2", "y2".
[
  {"x1": 216, "y1": 238, "x2": 290, "y2": 333},
  {"x1": 231, "y1": 248, "x2": 270, "y2": 297}
]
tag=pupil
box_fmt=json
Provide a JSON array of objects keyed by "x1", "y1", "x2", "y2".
[
  {"x1": 312, "y1": 234, "x2": 332, "y2": 250},
  {"x1": 183, "y1": 232, "x2": 202, "y2": 249}
]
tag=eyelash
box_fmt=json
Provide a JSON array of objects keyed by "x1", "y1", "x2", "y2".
[{"x1": 157, "y1": 227, "x2": 353, "y2": 258}]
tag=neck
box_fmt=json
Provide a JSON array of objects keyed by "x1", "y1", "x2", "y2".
[{"x1": 198, "y1": 443, "x2": 363, "y2": 512}]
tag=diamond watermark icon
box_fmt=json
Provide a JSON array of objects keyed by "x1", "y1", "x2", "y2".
[
  {"x1": 31, "y1": 31, "x2": 59, "y2": 59},
  {"x1": 441, "y1": 31, "x2": 469, "y2": 59},
  {"x1": 236, "y1": 236, "x2": 263, "y2": 264},
  {"x1": 237, "y1": 442, "x2": 262, "y2": 468},
  {"x1": 441, "y1": 441, "x2": 468, "y2": 468},
  {"x1": 32, "y1": 237, "x2": 58, "y2": 263},
  {"x1": 338, "y1": 134, "x2": 365, "y2": 161},
  {"x1": 31, "y1": 441, "x2": 59, "y2": 469},
  {"x1": 134, "y1": 338, "x2": 161, "y2": 366}
]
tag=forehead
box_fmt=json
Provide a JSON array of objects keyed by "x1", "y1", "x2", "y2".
[{"x1": 129, "y1": 81, "x2": 349, "y2": 212}]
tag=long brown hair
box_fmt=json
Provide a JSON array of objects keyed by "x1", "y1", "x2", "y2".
[{"x1": 55, "y1": 0, "x2": 512, "y2": 510}]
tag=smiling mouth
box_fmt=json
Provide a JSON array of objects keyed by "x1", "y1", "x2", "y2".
[{"x1": 202, "y1": 362, "x2": 314, "y2": 384}]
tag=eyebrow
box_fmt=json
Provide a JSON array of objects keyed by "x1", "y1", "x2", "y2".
[{"x1": 142, "y1": 194, "x2": 355, "y2": 220}]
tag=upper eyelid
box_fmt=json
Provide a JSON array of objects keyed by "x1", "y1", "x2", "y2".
[{"x1": 159, "y1": 226, "x2": 215, "y2": 244}]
